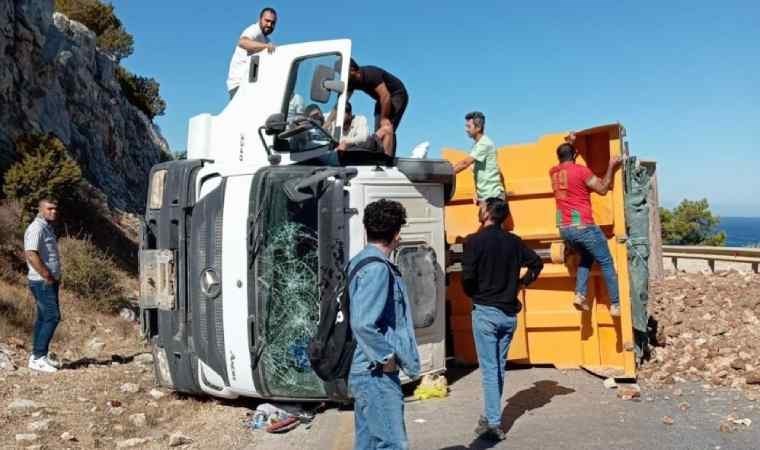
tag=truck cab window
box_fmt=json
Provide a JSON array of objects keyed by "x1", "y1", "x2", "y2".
[
  {"x1": 396, "y1": 245, "x2": 439, "y2": 329},
  {"x1": 282, "y1": 54, "x2": 342, "y2": 152}
]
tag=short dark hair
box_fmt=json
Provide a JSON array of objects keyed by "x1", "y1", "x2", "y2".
[
  {"x1": 556, "y1": 143, "x2": 576, "y2": 162},
  {"x1": 363, "y1": 199, "x2": 407, "y2": 244},
  {"x1": 38, "y1": 198, "x2": 58, "y2": 207},
  {"x1": 465, "y1": 111, "x2": 486, "y2": 132},
  {"x1": 260, "y1": 7, "x2": 277, "y2": 18},
  {"x1": 485, "y1": 197, "x2": 509, "y2": 224},
  {"x1": 304, "y1": 103, "x2": 321, "y2": 116},
  {"x1": 349, "y1": 58, "x2": 359, "y2": 72}
]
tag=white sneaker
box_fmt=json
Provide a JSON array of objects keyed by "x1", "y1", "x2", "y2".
[
  {"x1": 573, "y1": 293, "x2": 590, "y2": 311},
  {"x1": 28, "y1": 355, "x2": 58, "y2": 373}
]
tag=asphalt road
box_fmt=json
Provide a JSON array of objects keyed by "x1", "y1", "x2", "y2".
[{"x1": 247, "y1": 366, "x2": 760, "y2": 450}]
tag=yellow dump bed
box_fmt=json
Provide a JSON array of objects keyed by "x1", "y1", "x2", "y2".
[{"x1": 443, "y1": 124, "x2": 636, "y2": 378}]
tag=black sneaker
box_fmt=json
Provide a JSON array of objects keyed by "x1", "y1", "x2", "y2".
[
  {"x1": 480, "y1": 426, "x2": 506, "y2": 442},
  {"x1": 473, "y1": 416, "x2": 489, "y2": 436}
]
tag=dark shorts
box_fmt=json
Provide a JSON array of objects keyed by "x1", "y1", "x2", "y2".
[{"x1": 373, "y1": 90, "x2": 409, "y2": 131}]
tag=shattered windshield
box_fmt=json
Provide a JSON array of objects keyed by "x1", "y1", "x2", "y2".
[{"x1": 252, "y1": 169, "x2": 326, "y2": 398}]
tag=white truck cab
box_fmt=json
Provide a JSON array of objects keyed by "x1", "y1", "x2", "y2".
[{"x1": 139, "y1": 40, "x2": 454, "y2": 401}]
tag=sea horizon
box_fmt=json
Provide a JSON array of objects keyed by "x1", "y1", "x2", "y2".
[{"x1": 718, "y1": 217, "x2": 760, "y2": 247}]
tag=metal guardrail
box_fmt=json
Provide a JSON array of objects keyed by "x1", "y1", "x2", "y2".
[{"x1": 662, "y1": 245, "x2": 760, "y2": 273}]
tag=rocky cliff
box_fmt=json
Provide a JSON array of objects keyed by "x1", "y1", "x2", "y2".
[{"x1": 0, "y1": 0, "x2": 168, "y2": 213}]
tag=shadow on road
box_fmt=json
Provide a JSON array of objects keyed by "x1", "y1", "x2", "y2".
[
  {"x1": 438, "y1": 379, "x2": 575, "y2": 450},
  {"x1": 501, "y1": 380, "x2": 575, "y2": 432}
]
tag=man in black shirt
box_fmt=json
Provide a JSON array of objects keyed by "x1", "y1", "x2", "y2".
[
  {"x1": 461, "y1": 198, "x2": 543, "y2": 441},
  {"x1": 347, "y1": 58, "x2": 409, "y2": 157}
]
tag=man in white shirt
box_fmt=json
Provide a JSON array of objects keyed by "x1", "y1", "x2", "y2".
[
  {"x1": 226, "y1": 7, "x2": 277, "y2": 99},
  {"x1": 24, "y1": 198, "x2": 63, "y2": 373},
  {"x1": 336, "y1": 102, "x2": 370, "y2": 151}
]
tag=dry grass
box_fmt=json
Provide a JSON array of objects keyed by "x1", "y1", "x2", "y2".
[
  {"x1": 58, "y1": 236, "x2": 130, "y2": 312},
  {"x1": 0, "y1": 278, "x2": 141, "y2": 357},
  {"x1": 0, "y1": 280, "x2": 37, "y2": 340}
]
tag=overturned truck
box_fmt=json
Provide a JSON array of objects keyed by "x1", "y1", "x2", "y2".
[
  {"x1": 139, "y1": 39, "x2": 651, "y2": 401},
  {"x1": 139, "y1": 40, "x2": 451, "y2": 400}
]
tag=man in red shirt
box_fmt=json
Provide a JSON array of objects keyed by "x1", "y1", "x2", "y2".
[{"x1": 549, "y1": 134, "x2": 623, "y2": 317}]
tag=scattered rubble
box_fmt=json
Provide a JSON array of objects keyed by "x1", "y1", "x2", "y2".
[
  {"x1": 169, "y1": 432, "x2": 193, "y2": 447},
  {"x1": 4, "y1": 336, "x2": 25, "y2": 348},
  {"x1": 27, "y1": 419, "x2": 53, "y2": 432},
  {"x1": 8, "y1": 399, "x2": 45, "y2": 414},
  {"x1": 0, "y1": 343, "x2": 17, "y2": 371},
  {"x1": 616, "y1": 384, "x2": 641, "y2": 401},
  {"x1": 662, "y1": 416, "x2": 674, "y2": 425},
  {"x1": 719, "y1": 421, "x2": 736, "y2": 433},
  {"x1": 135, "y1": 353, "x2": 154, "y2": 366},
  {"x1": 149, "y1": 388, "x2": 166, "y2": 400},
  {"x1": 732, "y1": 418, "x2": 752, "y2": 427},
  {"x1": 15, "y1": 433, "x2": 40, "y2": 443},
  {"x1": 85, "y1": 338, "x2": 106, "y2": 356},
  {"x1": 120, "y1": 382, "x2": 140, "y2": 394},
  {"x1": 116, "y1": 437, "x2": 153, "y2": 448},
  {"x1": 640, "y1": 271, "x2": 760, "y2": 400},
  {"x1": 60, "y1": 431, "x2": 76, "y2": 442},
  {"x1": 129, "y1": 413, "x2": 147, "y2": 428}
]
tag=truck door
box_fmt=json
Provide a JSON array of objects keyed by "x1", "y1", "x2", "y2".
[{"x1": 353, "y1": 174, "x2": 448, "y2": 377}]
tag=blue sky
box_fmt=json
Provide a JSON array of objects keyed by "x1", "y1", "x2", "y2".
[{"x1": 111, "y1": 1, "x2": 759, "y2": 217}]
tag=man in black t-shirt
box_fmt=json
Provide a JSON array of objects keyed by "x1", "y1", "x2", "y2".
[
  {"x1": 461, "y1": 198, "x2": 543, "y2": 441},
  {"x1": 347, "y1": 58, "x2": 409, "y2": 157}
]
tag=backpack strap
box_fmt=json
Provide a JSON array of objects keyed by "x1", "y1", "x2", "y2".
[
  {"x1": 346, "y1": 255, "x2": 396, "y2": 320},
  {"x1": 347, "y1": 256, "x2": 389, "y2": 286}
]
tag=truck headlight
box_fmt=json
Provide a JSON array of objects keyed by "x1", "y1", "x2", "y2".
[{"x1": 149, "y1": 170, "x2": 167, "y2": 209}]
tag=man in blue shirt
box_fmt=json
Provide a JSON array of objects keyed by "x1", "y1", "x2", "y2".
[{"x1": 348, "y1": 199, "x2": 420, "y2": 450}]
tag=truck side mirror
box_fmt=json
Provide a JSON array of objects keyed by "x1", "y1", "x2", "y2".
[
  {"x1": 310, "y1": 65, "x2": 344, "y2": 103},
  {"x1": 264, "y1": 113, "x2": 287, "y2": 135}
]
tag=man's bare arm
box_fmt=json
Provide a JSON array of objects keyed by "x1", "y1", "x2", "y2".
[
  {"x1": 453, "y1": 156, "x2": 475, "y2": 174},
  {"x1": 25, "y1": 250, "x2": 54, "y2": 283},
  {"x1": 238, "y1": 37, "x2": 274, "y2": 54},
  {"x1": 586, "y1": 156, "x2": 622, "y2": 195}
]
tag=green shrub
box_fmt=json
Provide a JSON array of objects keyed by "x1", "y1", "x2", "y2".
[
  {"x1": 54, "y1": 0, "x2": 166, "y2": 119},
  {"x1": 116, "y1": 66, "x2": 167, "y2": 119},
  {"x1": 659, "y1": 199, "x2": 726, "y2": 246},
  {"x1": 2, "y1": 134, "x2": 83, "y2": 223},
  {"x1": 59, "y1": 237, "x2": 125, "y2": 311},
  {"x1": 54, "y1": 0, "x2": 134, "y2": 61}
]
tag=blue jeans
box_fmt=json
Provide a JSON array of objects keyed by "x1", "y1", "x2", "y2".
[
  {"x1": 472, "y1": 304, "x2": 517, "y2": 428},
  {"x1": 560, "y1": 225, "x2": 620, "y2": 306},
  {"x1": 29, "y1": 280, "x2": 61, "y2": 358},
  {"x1": 349, "y1": 370, "x2": 408, "y2": 450}
]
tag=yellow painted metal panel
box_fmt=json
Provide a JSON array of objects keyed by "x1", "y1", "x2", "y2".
[{"x1": 444, "y1": 124, "x2": 637, "y2": 378}]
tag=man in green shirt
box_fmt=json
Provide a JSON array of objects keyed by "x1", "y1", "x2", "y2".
[{"x1": 453, "y1": 111, "x2": 506, "y2": 220}]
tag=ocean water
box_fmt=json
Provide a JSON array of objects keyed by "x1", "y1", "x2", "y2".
[{"x1": 719, "y1": 217, "x2": 760, "y2": 247}]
